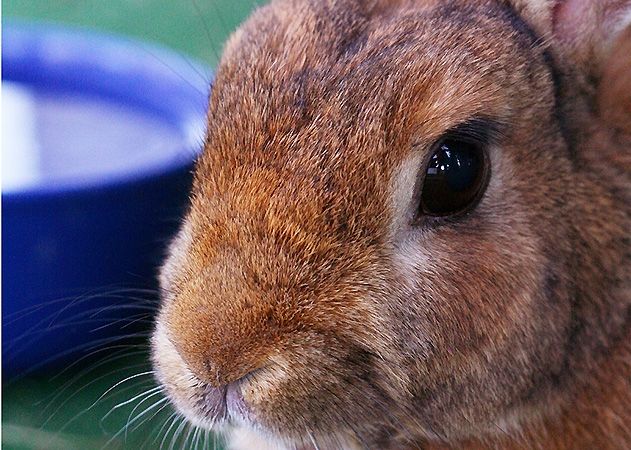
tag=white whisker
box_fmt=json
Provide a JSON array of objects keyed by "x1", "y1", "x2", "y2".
[
  {"x1": 124, "y1": 395, "x2": 170, "y2": 441},
  {"x1": 101, "y1": 385, "x2": 162, "y2": 423},
  {"x1": 168, "y1": 417, "x2": 189, "y2": 450},
  {"x1": 89, "y1": 370, "x2": 155, "y2": 410},
  {"x1": 159, "y1": 413, "x2": 183, "y2": 450}
]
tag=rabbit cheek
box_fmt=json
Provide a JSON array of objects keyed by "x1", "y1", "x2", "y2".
[
  {"x1": 387, "y1": 148, "x2": 573, "y2": 437},
  {"x1": 229, "y1": 337, "x2": 396, "y2": 444}
]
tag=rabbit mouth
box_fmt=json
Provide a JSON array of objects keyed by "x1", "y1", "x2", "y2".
[
  {"x1": 152, "y1": 319, "x2": 382, "y2": 448},
  {"x1": 186, "y1": 378, "x2": 257, "y2": 433},
  {"x1": 200, "y1": 375, "x2": 257, "y2": 425},
  {"x1": 151, "y1": 320, "x2": 258, "y2": 430}
]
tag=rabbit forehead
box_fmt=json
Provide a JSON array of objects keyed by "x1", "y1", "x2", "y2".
[{"x1": 199, "y1": 0, "x2": 553, "y2": 185}]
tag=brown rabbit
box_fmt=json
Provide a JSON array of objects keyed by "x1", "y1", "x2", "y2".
[{"x1": 151, "y1": 0, "x2": 631, "y2": 448}]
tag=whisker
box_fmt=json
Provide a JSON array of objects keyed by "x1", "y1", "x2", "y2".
[
  {"x1": 88, "y1": 303, "x2": 159, "y2": 319},
  {"x1": 183, "y1": 422, "x2": 195, "y2": 449},
  {"x1": 206, "y1": 0, "x2": 230, "y2": 50},
  {"x1": 307, "y1": 430, "x2": 322, "y2": 450},
  {"x1": 206, "y1": 428, "x2": 212, "y2": 450},
  {"x1": 124, "y1": 394, "x2": 169, "y2": 442},
  {"x1": 212, "y1": 428, "x2": 219, "y2": 450},
  {"x1": 45, "y1": 343, "x2": 147, "y2": 393},
  {"x1": 140, "y1": 45, "x2": 209, "y2": 98},
  {"x1": 55, "y1": 377, "x2": 155, "y2": 437},
  {"x1": 40, "y1": 357, "x2": 149, "y2": 424},
  {"x1": 190, "y1": 0, "x2": 222, "y2": 65},
  {"x1": 3, "y1": 287, "x2": 158, "y2": 324},
  {"x1": 193, "y1": 425, "x2": 202, "y2": 450},
  {"x1": 140, "y1": 407, "x2": 175, "y2": 449},
  {"x1": 89, "y1": 312, "x2": 155, "y2": 333},
  {"x1": 130, "y1": 395, "x2": 172, "y2": 434},
  {"x1": 7, "y1": 318, "x2": 141, "y2": 352},
  {"x1": 159, "y1": 413, "x2": 183, "y2": 450},
  {"x1": 5, "y1": 294, "x2": 157, "y2": 354},
  {"x1": 89, "y1": 370, "x2": 156, "y2": 411},
  {"x1": 5, "y1": 332, "x2": 152, "y2": 383},
  {"x1": 101, "y1": 385, "x2": 162, "y2": 424},
  {"x1": 101, "y1": 393, "x2": 166, "y2": 449},
  {"x1": 168, "y1": 416, "x2": 189, "y2": 450}
]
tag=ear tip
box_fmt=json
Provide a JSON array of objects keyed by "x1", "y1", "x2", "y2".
[
  {"x1": 509, "y1": 0, "x2": 557, "y2": 33},
  {"x1": 512, "y1": 0, "x2": 631, "y2": 74},
  {"x1": 599, "y1": 24, "x2": 631, "y2": 134}
]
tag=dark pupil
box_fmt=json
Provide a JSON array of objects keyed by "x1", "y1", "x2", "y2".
[{"x1": 421, "y1": 139, "x2": 485, "y2": 216}]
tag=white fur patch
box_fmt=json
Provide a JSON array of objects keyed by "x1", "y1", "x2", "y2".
[
  {"x1": 152, "y1": 320, "x2": 212, "y2": 429},
  {"x1": 226, "y1": 427, "x2": 283, "y2": 450},
  {"x1": 388, "y1": 152, "x2": 433, "y2": 277},
  {"x1": 388, "y1": 152, "x2": 424, "y2": 238}
]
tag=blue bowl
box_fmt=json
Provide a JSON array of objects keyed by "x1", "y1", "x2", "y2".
[{"x1": 2, "y1": 22, "x2": 211, "y2": 374}]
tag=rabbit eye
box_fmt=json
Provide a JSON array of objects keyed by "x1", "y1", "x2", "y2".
[{"x1": 419, "y1": 139, "x2": 488, "y2": 216}]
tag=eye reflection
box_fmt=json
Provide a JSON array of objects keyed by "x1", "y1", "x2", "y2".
[{"x1": 420, "y1": 139, "x2": 488, "y2": 216}]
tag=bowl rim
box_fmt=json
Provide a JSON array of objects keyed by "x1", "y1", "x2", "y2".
[{"x1": 2, "y1": 20, "x2": 212, "y2": 203}]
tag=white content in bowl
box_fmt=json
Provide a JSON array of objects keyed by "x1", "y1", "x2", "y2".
[
  {"x1": 2, "y1": 82, "x2": 41, "y2": 191},
  {"x1": 2, "y1": 81, "x2": 201, "y2": 193}
]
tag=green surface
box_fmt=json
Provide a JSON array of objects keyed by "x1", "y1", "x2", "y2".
[
  {"x1": 3, "y1": 1, "x2": 259, "y2": 448},
  {"x1": 4, "y1": 346, "x2": 196, "y2": 450},
  {"x1": 3, "y1": 0, "x2": 261, "y2": 67}
]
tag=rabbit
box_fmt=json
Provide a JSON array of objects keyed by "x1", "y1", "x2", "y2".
[{"x1": 151, "y1": 0, "x2": 631, "y2": 448}]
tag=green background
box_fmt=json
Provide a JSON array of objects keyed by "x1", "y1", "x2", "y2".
[
  {"x1": 3, "y1": 1, "x2": 258, "y2": 448},
  {"x1": 3, "y1": 0, "x2": 262, "y2": 67}
]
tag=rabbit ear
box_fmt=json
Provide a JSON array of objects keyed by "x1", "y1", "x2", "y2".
[
  {"x1": 511, "y1": 1, "x2": 631, "y2": 73},
  {"x1": 508, "y1": 0, "x2": 555, "y2": 38},
  {"x1": 598, "y1": 24, "x2": 631, "y2": 136},
  {"x1": 552, "y1": 0, "x2": 631, "y2": 73},
  {"x1": 512, "y1": 0, "x2": 631, "y2": 133}
]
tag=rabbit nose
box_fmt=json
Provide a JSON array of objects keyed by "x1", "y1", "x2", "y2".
[
  {"x1": 197, "y1": 355, "x2": 260, "y2": 388},
  {"x1": 166, "y1": 302, "x2": 278, "y2": 387},
  {"x1": 171, "y1": 330, "x2": 269, "y2": 387}
]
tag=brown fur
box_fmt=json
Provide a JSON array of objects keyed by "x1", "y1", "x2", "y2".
[{"x1": 151, "y1": 0, "x2": 631, "y2": 448}]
